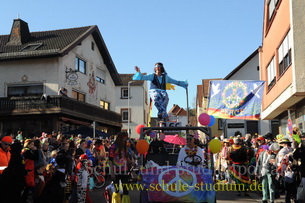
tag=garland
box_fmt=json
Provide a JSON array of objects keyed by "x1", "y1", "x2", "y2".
[{"x1": 185, "y1": 145, "x2": 198, "y2": 156}]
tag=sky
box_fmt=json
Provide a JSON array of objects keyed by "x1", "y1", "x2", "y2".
[{"x1": 0, "y1": 0, "x2": 264, "y2": 116}]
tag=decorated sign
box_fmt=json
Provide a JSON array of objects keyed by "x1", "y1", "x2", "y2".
[
  {"x1": 207, "y1": 80, "x2": 265, "y2": 120},
  {"x1": 141, "y1": 166, "x2": 215, "y2": 203},
  {"x1": 65, "y1": 67, "x2": 78, "y2": 85}
]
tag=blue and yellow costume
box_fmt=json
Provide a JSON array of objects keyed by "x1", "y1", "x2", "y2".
[{"x1": 132, "y1": 63, "x2": 188, "y2": 120}]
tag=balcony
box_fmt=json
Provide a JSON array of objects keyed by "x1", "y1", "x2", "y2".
[{"x1": 0, "y1": 95, "x2": 122, "y2": 127}]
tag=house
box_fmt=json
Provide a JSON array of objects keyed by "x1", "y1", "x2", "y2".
[
  {"x1": 0, "y1": 18, "x2": 123, "y2": 137},
  {"x1": 115, "y1": 74, "x2": 149, "y2": 138},
  {"x1": 196, "y1": 78, "x2": 222, "y2": 142},
  {"x1": 260, "y1": 0, "x2": 305, "y2": 133},
  {"x1": 168, "y1": 104, "x2": 188, "y2": 125}
]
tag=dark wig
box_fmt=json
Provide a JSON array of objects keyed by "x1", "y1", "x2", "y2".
[{"x1": 154, "y1": 62, "x2": 165, "y2": 73}]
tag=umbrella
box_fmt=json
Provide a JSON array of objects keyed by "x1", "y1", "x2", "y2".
[{"x1": 164, "y1": 134, "x2": 186, "y2": 153}]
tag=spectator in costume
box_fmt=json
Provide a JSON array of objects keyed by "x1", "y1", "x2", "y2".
[
  {"x1": 16, "y1": 130, "x2": 23, "y2": 143},
  {"x1": 77, "y1": 154, "x2": 90, "y2": 203},
  {"x1": 133, "y1": 62, "x2": 188, "y2": 120},
  {"x1": 293, "y1": 133, "x2": 305, "y2": 202},
  {"x1": 22, "y1": 139, "x2": 39, "y2": 202},
  {"x1": 291, "y1": 127, "x2": 301, "y2": 149},
  {"x1": 109, "y1": 132, "x2": 131, "y2": 203},
  {"x1": 0, "y1": 136, "x2": 12, "y2": 174},
  {"x1": 229, "y1": 138, "x2": 250, "y2": 196},
  {"x1": 0, "y1": 141, "x2": 26, "y2": 203},
  {"x1": 263, "y1": 132, "x2": 274, "y2": 147},
  {"x1": 219, "y1": 139, "x2": 232, "y2": 183},
  {"x1": 76, "y1": 139, "x2": 86, "y2": 159},
  {"x1": 255, "y1": 143, "x2": 280, "y2": 203}
]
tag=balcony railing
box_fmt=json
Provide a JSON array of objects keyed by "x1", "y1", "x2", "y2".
[{"x1": 0, "y1": 95, "x2": 122, "y2": 126}]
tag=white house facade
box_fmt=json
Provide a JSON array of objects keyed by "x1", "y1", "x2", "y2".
[
  {"x1": 0, "y1": 18, "x2": 122, "y2": 136},
  {"x1": 115, "y1": 74, "x2": 149, "y2": 138}
]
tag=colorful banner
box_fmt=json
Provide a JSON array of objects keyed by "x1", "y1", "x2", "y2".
[
  {"x1": 207, "y1": 80, "x2": 265, "y2": 120},
  {"x1": 141, "y1": 166, "x2": 215, "y2": 203}
]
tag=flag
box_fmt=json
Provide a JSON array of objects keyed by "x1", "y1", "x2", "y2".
[
  {"x1": 207, "y1": 80, "x2": 265, "y2": 120},
  {"x1": 166, "y1": 83, "x2": 176, "y2": 90}
]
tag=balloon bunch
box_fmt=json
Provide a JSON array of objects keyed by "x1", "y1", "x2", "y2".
[{"x1": 198, "y1": 113, "x2": 215, "y2": 126}]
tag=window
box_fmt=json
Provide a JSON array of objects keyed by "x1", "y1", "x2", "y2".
[
  {"x1": 267, "y1": 57, "x2": 276, "y2": 90},
  {"x1": 268, "y1": 0, "x2": 279, "y2": 20},
  {"x1": 72, "y1": 90, "x2": 85, "y2": 102},
  {"x1": 91, "y1": 42, "x2": 95, "y2": 51},
  {"x1": 278, "y1": 31, "x2": 292, "y2": 76},
  {"x1": 121, "y1": 88, "x2": 128, "y2": 99},
  {"x1": 75, "y1": 57, "x2": 86, "y2": 74},
  {"x1": 96, "y1": 76, "x2": 105, "y2": 84},
  {"x1": 121, "y1": 109, "x2": 129, "y2": 122},
  {"x1": 20, "y1": 43, "x2": 43, "y2": 52},
  {"x1": 100, "y1": 100, "x2": 110, "y2": 110},
  {"x1": 7, "y1": 85, "x2": 43, "y2": 97}
]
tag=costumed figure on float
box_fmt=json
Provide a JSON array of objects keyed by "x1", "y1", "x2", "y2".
[{"x1": 133, "y1": 62, "x2": 188, "y2": 121}]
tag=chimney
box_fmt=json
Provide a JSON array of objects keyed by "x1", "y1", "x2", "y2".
[{"x1": 6, "y1": 19, "x2": 31, "y2": 45}]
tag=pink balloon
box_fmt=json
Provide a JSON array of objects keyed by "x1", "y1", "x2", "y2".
[
  {"x1": 136, "y1": 124, "x2": 145, "y2": 134},
  {"x1": 198, "y1": 113, "x2": 210, "y2": 126}
]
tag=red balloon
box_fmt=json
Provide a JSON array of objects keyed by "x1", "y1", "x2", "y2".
[
  {"x1": 136, "y1": 124, "x2": 145, "y2": 134},
  {"x1": 136, "y1": 139, "x2": 149, "y2": 154},
  {"x1": 198, "y1": 113, "x2": 210, "y2": 126}
]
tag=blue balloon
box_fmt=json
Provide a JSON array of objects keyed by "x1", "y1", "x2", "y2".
[
  {"x1": 149, "y1": 131, "x2": 156, "y2": 139},
  {"x1": 208, "y1": 115, "x2": 215, "y2": 126}
]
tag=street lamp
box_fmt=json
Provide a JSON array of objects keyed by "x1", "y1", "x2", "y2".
[{"x1": 128, "y1": 81, "x2": 134, "y2": 137}]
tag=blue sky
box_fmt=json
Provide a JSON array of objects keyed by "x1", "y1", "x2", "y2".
[{"x1": 0, "y1": 0, "x2": 264, "y2": 115}]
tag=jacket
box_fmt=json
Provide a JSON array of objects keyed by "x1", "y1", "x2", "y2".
[{"x1": 0, "y1": 147, "x2": 11, "y2": 174}]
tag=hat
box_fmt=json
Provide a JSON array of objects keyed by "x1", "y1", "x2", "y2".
[
  {"x1": 269, "y1": 143, "x2": 280, "y2": 151},
  {"x1": 276, "y1": 134, "x2": 285, "y2": 141},
  {"x1": 2, "y1": 136, "x2": 13, "y2": 144},
  {"x1": 87, "y1": 140, "x2": 93, "y2": 148},
  {"x1": 223, "y1": 139, "x2": 230, "y2": 143},
  {"x1": 263, "y1": 133, "x2": 273, "y2": 140},
  {"x1": 79, "y1": 154, "x2": 88, "y2": 160},
  {"x1": 257, "y1": 137, "x2": 265, "y2": 142},
  {"x1": 279, "y1": 138, "x2": 292, "y2": 144}
]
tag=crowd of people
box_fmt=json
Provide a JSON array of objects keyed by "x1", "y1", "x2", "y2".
[
  {"x1": 214, "y1": 128, "x2": 305, "y2": 203},
  {"x1": 1, "y1": 127, "x2": 305, "y2": 203},
  {"x1": 0, "y1": 131, "x2": 138, "y2": 203}
]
